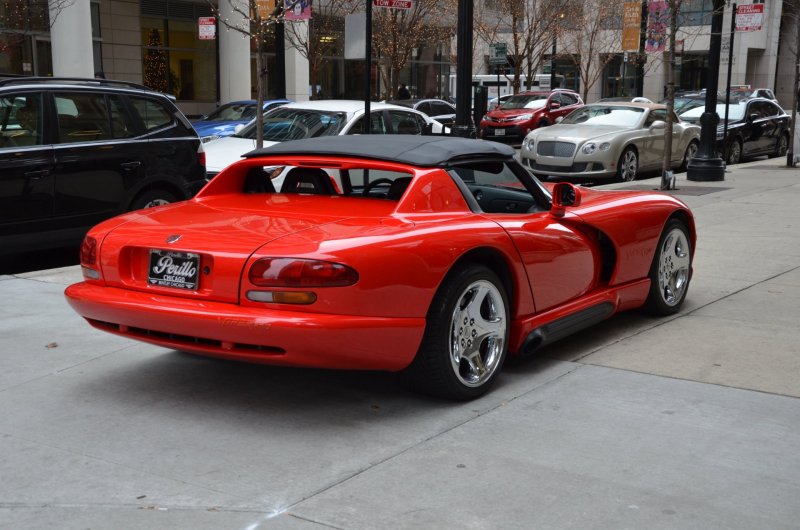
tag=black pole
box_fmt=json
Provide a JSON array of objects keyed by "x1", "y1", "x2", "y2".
[
  {"x1": 723, "y1": 3, "x2": 736, "y2": 144},
  {"x1": 363, "y1": 0, "x2": 372, "y2": 134},
  {"x1": 274, "y1": 21, "x2": 286, "y2": 99},
  {"x1": 550, "y1": 35, "x2": 556, "y2": 89},
  {"x1": 454, "y1": 0, "x2": 474, "y2": 137},
  {"x1": 687, "y1": 0, "x2": 726, "y2": 182}
]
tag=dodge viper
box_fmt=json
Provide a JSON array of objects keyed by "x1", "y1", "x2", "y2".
[{"x1": 65, "y1": 135, "x2": 695, "y2": 400}]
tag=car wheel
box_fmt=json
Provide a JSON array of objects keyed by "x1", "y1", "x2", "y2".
[
  {"x1": 616, "y1": 147, "x2": 638, "y2": 182},
  {"x1": 680, "y1": 141, "x2": 699, "y2": 172},
  {"x1": 643, "y1": 219, "x2": 692, "y2": 316},
  {"x1": 130, "y1": 190, "x2": 178, "y2": 210},
  {"x1": 408, "y1": 264, "x2": 509, "y2": 400},
  {"x1": 727, "y1": 139, "x2": 742, "y2": 165},
  {"x1": 771, "y1": 133, "x2": 789, "y2": 158}
]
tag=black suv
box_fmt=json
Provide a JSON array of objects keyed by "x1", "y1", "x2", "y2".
[{"x1": 0, "y1": 77, "x2": 206, "y2": 256}]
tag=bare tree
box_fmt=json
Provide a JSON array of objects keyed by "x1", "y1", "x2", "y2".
[
  {"x1": 557, "y1": 0, "x2": 625, "y2": 101},
  {"x1": 475, "y1": 0, "x2": 565, "y2": 93},
  {"x1": 372, "y1": 0, "x2": 451, "y2": 100},
  {"x1": 212, "y1": 0, "x2": 304, "y2": 148},
  {"x1": 284, "y1": 0, "x2": 361, "y2": 100}
]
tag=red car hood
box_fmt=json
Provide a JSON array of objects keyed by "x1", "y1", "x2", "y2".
[
  {"x1": 487, "y1": 108, "x2": 537, "y2": 119},
  {"x1": 95, "y1": 196, "x2": 396, "y2": 303}
]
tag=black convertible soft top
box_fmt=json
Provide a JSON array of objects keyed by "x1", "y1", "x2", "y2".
[{"x1": 243, "y1": 135, "x2": 516, "y2": 167}]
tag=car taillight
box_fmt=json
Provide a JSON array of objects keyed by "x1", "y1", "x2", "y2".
[
  {"x1": 80, "y1": 236, "x2": 101, "y2": 280},
  {"x1": 248, "y1": 258, "x2": 358, "y2": 287},
  {"x1": 80, "y1": 236, "x2": 97, "y2": 265},
  {"x1": 197, "y1": 143, "x2": 206, "y2": 168}
]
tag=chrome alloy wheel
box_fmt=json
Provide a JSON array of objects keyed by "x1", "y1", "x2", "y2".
[
  {"x1": 657, "y1": 227, "x2": 691, "y2": 306},
  {"x1": 728, "y1": 141, "x2": 742, "y2": 164},
  {"x1": 143, "y1": 198, "x2": 171, "y2": 208},
  {"x1": 449, "y1": 280, "x2": 507, "y2": 387},
  {"x1": 619, "y1": 149, "x2": 638, "y2": 181}
]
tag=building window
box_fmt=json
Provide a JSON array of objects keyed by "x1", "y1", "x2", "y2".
[
  {"x1": 140, "y1": 1, "x2": 216, "y2": 103},
  {"x1": 678, "y1": 0, "x2": 714, "y2": 27}
]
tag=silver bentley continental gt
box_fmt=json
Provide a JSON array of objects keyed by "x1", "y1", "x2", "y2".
[{"x1": 520, "y1": 103, "x2": 701, "y2": 182}]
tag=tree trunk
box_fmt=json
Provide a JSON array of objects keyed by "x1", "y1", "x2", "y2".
[
  {"x1": 660, "y1": 4, "x2": 678, "y2": 190},
  {"x1": 787, "y1": 5, "x2": 800, "y2": 167},
  {"x1": 255, "y1": 35, "x2": 265, "y2": 149}
]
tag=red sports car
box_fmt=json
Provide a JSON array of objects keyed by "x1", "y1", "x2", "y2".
[{"x1": 65, "y1": 135, "x2": 695, "y2": 400}]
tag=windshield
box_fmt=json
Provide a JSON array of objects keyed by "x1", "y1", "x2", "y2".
[
  {"x1": 561, "y1": 105, "x2": 644, "y2": 127},
  {"x1": 680, "y1": 102, "x2": 747, "y2": 123},
  {"x1": 203, "y1": 102, "x2": 256, "y2": 122},
  {"x1": 501, "y1": 94, "x2": 548, "y2": 110},
  {"x1": 236, "y1": 108, "x2": 348, "y2": 141}
]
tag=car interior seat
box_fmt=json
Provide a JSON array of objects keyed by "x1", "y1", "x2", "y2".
[
  {"x1": 387, "y1": 176, "x2": 412, "y2": 200},
  {"x1": 280, "y1": 167, "x2": 336, "y2": 195}
]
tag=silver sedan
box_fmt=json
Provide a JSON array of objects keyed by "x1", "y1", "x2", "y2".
[{"x1": 520, "y1": 103, "x2": 700, "y2": 181}]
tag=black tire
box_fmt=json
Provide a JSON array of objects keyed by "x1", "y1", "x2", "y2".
[
  {"x1": 129, "y1": 189, "x2": 178, "y2": 211},
  {"x1": 616, "y1": 147, "x2": 638, "y2": 182},
  {"x1": 680, "y1": 141, "x2": 699, "y2": 172},
  {"x1": 771, "y1": 133, "x2": 789, "y2": 159},
  {"x1": 643, "y1": 219, "x2": 692, "y2": 316},
  {"x1": 726, "y1": 139, "x2": 742, "y2": 165},
  {"x1": 406, "y1": 264, "x2": 510, "y2": 400}
]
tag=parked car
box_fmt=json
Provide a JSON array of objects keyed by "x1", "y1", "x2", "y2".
[
  {"x1": 679, "y1": 97, "x2": 790, "y2": 164},
  {"x1": 387, "y1": 98, "x2": 456, "y2": 126},
  {"x1": 487, "y1": 93, "x2": 514, "y2": 108},
  {"x1": 192, "y1": 99, "x2": 290, "y2": 142},
  {"x1": 203, "y1": 100, "x2": 445, "y2": 180},
  {"x1": 480, "y1": 89, "x2": 584, "y2": 141},
  {"x1": 520, "y1": 102, "x2": 701, "y2": 182},
  {"x1": 0, "y1": 77, "x2": 206, "y2": 256},
  {"x1": 729, "y1": 86, "x2": 778, "y2": 101},
  {"x1": 65, "y1": 135, "x2": 695, "y2": 400}
]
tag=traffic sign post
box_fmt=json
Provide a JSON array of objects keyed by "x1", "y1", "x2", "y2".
[
  {"x1": 489, "y1": 43, "x2": 507, "y2": 100},
  {"x1": 373, "y1": 0, "x2": 412, "y2": 9}
]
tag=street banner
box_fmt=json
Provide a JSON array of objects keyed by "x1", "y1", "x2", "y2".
[
  {"x1": 735, "y1": 4, "x2": 763, "y2": 32},
  {"x1": 285, "y1": 0, "x2": 312, "y2": 21},
  {"x1": 198, "y1": 17, "x2": 215, "y2": 40},
  {"x1": 622, "y1": 2, "x2": 641, "y2": 52},
  {"x1": 644, "y1": 1, "x2": 669, "y2": 53}
]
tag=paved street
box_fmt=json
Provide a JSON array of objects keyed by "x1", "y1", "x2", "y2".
[{"x1": 1, "y1": 160, "x2": 799, "y2": 529}]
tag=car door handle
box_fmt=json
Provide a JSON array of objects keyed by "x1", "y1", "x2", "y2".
[
  {"x1": 121, "y1": 161, "x2": 142, "y2": 170},
  {"x1": 24, "y1": 169, "x2": 51, "y2": 179}
]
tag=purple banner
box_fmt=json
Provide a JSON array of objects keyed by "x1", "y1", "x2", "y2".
[{"x1": 645, "y1": 1, "x2": 669, "y2": 53}]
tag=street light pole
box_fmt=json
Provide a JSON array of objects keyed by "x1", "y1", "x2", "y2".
[
  {"x1": 453, "y1": 0, "x2": 475, "y2": 137},
  {"x1": 550, "y1": 35, "x2": 556, "y2": 90},
  {"x1": 686, "y1": 0, "x2": 726, "y2": 181}
]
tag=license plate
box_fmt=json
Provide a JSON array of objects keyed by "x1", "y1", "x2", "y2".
[
  {"x1": 495, "y1": 128, "x2": 505, "y2": 136},
  {"x1": 148, "y1": 250, "x2": 200, "y2": 290}
]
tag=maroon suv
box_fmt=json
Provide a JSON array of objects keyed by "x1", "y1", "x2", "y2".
[{"x1": 480, "y1": 89, "x2": 584, "y2": 141}]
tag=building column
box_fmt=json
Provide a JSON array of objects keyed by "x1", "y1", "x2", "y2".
[
  {"x1": 49, "y1": 0, "x2": 94, "y2": 77},
  {"x1": 285, "y1": 21, "x2": 309, "y2": 102},
  {"x1": 218, "y1": 0, "x2": 252, "y2": 103}
]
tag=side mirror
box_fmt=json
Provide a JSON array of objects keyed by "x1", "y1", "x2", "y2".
[
  {"x1": 424, "y1": 122, "x2": 434, "y2": 135},
  {"x1": 234, "y1": 123, "x2": 245, "y2": 134},
  {"x1": 649, "y1": 120, "x2": 666, "y2": 131},
  {"x1": 550, "y1": 101, "x2": 561, "y2": 110},
  {"x1": 748, "y1": 113, "x2": 759, "y2": 122},
  {"x1": 551, "y1": 182, "x2": 582, "y2": 217}
]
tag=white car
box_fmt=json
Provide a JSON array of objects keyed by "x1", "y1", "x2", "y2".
[{"x1": 204, "y1": 100, "x2": 446, "y2": 181}]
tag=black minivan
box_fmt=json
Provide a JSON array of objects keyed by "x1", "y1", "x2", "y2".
[{"x1": 0, "y1": 77, "x2": 206, "y2": 257}]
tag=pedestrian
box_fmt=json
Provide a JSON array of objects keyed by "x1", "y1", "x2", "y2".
[{"x1": 398, "y1": 83, "x2": 411, "y2": 100}]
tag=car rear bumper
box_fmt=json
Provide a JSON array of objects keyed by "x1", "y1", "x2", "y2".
[{"x1": 65, "y1": 282, "x2": 425, "y2": 371}]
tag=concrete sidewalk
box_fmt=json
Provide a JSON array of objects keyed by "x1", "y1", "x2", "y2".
[{"x1": 1, "y1": 160, "x2": 799, "y2": 529}]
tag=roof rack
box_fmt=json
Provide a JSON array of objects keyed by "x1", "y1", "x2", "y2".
[{"x1": 0, "y1": 76, "x2": 151, "y2": 91}]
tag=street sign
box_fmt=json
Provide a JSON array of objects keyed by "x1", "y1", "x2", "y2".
[
  {"x1": 489, "y1": 43, "x2": 507, "y2": 65},
  {"x1": 198, "y1": 17, "x2": 215, "y2": 40},
  {"x1": 621, "y1": 2, "x2": 641, "y2": 52},
  {"x1": 373, "y1": 0, "x2": 412, "y2": 9},
  {"x1": 736, "y1": 4, "x2": 764, "y2": 32}
]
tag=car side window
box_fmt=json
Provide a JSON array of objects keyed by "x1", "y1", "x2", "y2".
[
  {"x1": 550, "y1": 93, "x2": 562, "y2": 106},
  {"x1": 417, "y1": 102, "x2": 432, "y2": 115},
  {"x1": 129, "y1": 96, "x2": 174, "y2": 132},
  {"x1": 54, "y1": 92, "x2": 113, "y2": 143},
  {"x1": 108, "y1": 96, "x2": 138, "y2": 138},
  {"x1": 645, "y1": 109, "x2": 667, "y2": 127},
  {"x1": 347, "y1": 112, "x2": 387, "y2": 134},
  {"x1": 431, "y1": 102, "x2": 454, "y2": 116},
  {"x1": 560, "y1": 93, "x2": 578, "y2": 106},
  {"x1": 388, "y1": 110, "x2": 422, "y2": 134},
  {"x1": 449, "y1": 162, "x2": 542, "y2": 214},
  {"x1": 0, "y1": 92, "x2": 44, "y2": 148},
  {"x1": 761, "y1": 101, "x2": 780, "y2": 117}
]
